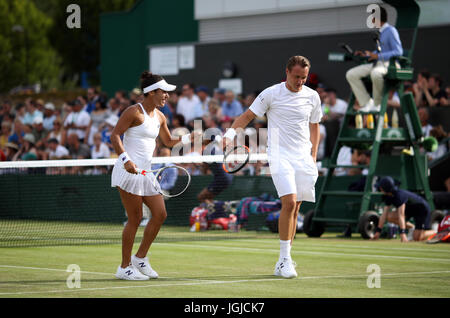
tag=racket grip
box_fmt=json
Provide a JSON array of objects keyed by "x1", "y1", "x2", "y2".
[{"x1": 135, "y1": 168, "x2": 143, "y2": 175}]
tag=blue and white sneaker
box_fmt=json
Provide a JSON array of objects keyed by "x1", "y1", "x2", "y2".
[
  {"x1": 115, "y1": 265, "x2": 149, "y2": 280},
  {"x1": 274, "y1": 258, "x2": 298, "y2": 279},
  {"x1": 131, "y1": 255, "x2": 159, "y2": 279}
]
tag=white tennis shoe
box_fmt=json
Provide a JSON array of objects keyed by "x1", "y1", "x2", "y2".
[
  {"x1": 131, "y1": 255, "x2": 159, "y2": 279},
  {"x1": 274, "y1": 258, "x2": 298, "y2": 279},
  {"x1": 115, "y1": 265, "x2": 149, "y2": 280}
]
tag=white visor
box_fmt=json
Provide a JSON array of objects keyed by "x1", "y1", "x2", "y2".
[{"x1": 143, "y1": 80, "x2": 176, "y2": 93}]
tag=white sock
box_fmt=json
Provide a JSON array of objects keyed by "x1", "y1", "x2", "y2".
[{"x1": 279, "y1": 240, "x2": 291, "y2": 260}]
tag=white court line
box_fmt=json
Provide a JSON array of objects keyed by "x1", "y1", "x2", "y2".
[
  {"x1": 230, "y1": 239, "x2": 450, "y2": 254},
  {"x1": 0, "y1": 267, "x2": 449, "y2": 296},
  {"x1": 0, "y1": 265, "x2": 112, "y2": 276},
  {"x1": 154, "y1": 242, "x2": 450, "y2": 263}
]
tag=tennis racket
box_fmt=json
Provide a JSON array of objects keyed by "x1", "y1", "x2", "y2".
[
  {"x1": 135, "y1": 165, "x2": 191, "y2": 198},
  {"x1": 222, "y1": 145, "x2": 250, "y2": 174}
]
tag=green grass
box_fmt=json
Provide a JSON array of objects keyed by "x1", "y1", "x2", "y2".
[{"x1": 0, "y1": 225, "x2": 449, "y2": 298}]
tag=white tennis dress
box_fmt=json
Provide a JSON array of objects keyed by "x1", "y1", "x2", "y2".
[
  {"x1": 111, "y1": 103, "x2": 161, "y2": 196},
  {"x1": 249, "y1": 82, "x2": 323, "y2": 202}
]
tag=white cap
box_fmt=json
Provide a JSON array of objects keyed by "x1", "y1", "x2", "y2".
[
  {"x1": 33, "y1": 116, "x2": 43, "y2": 125},
  {"x1": 143, "y1": 79, "x2": 176, "y2": 94},
  {"x1": 44, "y1": 103, "x2": 55, "y2": 110}
]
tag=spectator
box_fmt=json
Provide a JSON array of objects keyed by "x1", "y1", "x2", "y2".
[
  {"x1": 207, "y1": 98, "x2": 223, "y2": 123},
  {"x1": 417, "y1": 107, "x2": 433, "y2": 137},
  {"x1": 8, "y1": 119, "x2": 24, "y2": 146},
  {"x1": 159, "y1": 101, "x2": 173, "y2": 127},
  {"x1": 243, "y1": 91, "x2": 257, "y2": 111},
  {"x1": 130, "y1": 88, "x2": 143, "y2": 105},
  {"x1": 251, "y1": 116, "x2": 268, "y2": 154},
  {"x1": 0, "y1": 100, "x2": 12, "y2": 125},
  {"x1": 412, "y1": 69, "x2": 430, "y2": 107},
  {"x1": 46, "y1": 118, "x2": 65, "y2": 145},
  {"x1": 321, "y1": 88, "x2": 348, "y2": 122},
  {"x1": 99, "y1": 115, "x2": 119, "y2": 151},
  {"x1": 85, "y1": 87, "x2": 100, "y2": 114},
  {"x1": 91, "y1": 132, "x2": 111, "y2": 159},
  {"x1": 203, "y1": 114, "x2": 220, "y2": 130},
  {"x1": 197, "y1": 140, "x2": 233, "y2": 203},
  {"x1": 195, "y1": 86, "x2": 211, "y2": 118},
  {"x1": 35, "y1": 99, "x2": 45, "y2": 114},
  {"x1": 220, "y1": 116, "x2": 233, "y2": 133},
  {"x1": 107, "y1": 97, "x2": 121, "y2": 117},
  {"x1": 78, "y1": 95, "x2": 88, "y2": 111},
  {"x1": 4, "y1": 142, "x2": 19, "y2": 161},
  {"x1": 177, "y1": 83, "x2": 201, "y2": 123},
  {"x1": 0, "y1": 121, "x2": 11, "y2": 150},
  {"x1": 63, "y1": 99, "x2": 91, "y2": 144},
  {"x1": 170, "y1": 114, "x2": 187, "y2": 135},
  {"x1": 15, "y1": 133, "x2": 38, "y2": 161},
  {"x1": 31, "y1": 116, "x2": 48, "y2": 149},
  {"x1": 152, "y1": 147, "x2": 178, "y2": 193},
  {"x1": 221, "y1": 90, "x2": 243, "y2": 119},
  {"x1": 118, "y1": 98, "x2": 131, "y2": 117},
  {"x1": 22, "y1": 98, "x2": 43, "y2": 126},
  {"x1": 115, "y1": 90, "x2": 128, "y2": 104},
  {"x1": 316, "y1": 83, "x2": 328, "y2": 104},
  {"x1": 87, "y1": 96, "x2": 109, "y2": 145},
  {"x1": 166, "y1": 90, "x2": 179, "y2": 115},
  {"x1": 421, "y1": 74, "x2": 447, "y2": 107},
  {"x1": 335, "y1": 147, "x2": 370, "y2": 176},
  {"x1": 213, "y1": 88, "x2": 226, "y2": 105},
  {"x1": 42, "y1": 103, "x2": 57, "y2": 131},
  {"x1": 14, "y1": 103, "x2": 26, "y2": 124},
  {"x1": 66, "y1": 132, "x2": 91, "y2": 159},
  {"x1": 46, "y1": 138, "x2": 69, "y2": 160}
]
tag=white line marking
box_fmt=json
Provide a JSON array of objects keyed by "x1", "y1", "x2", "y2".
[
  {"x1": 154, "y1": 242, "x2": 450, "y2": 263},
  {"x1": 0, "y1": 268, "x2": 449, "y2": 296},
  {"x1": 229, "y1": 239, "x2": 450, "y2": 254}
]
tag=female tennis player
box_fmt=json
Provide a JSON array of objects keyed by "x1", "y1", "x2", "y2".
[
  {"x1": 222, "y1": 56, "x2": 322, "y2": 278},
  {"x1": 111, "y1": 71, "x2": 195, "y2": 280}
]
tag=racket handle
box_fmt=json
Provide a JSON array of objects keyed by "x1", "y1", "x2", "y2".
[{"x1": 135, "y1": 168, "x2": 145, "y2": 175}]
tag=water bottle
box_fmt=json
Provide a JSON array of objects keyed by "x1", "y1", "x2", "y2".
[
  {"x1": 392, "y1": 109, "x2": 399, "y2": 128},
  {"x1": 355, "y1": 114, "x2": 363, "y2": 129},
  {"x1": 366, "y1": 114, "x2": 374, "y2": 129}
]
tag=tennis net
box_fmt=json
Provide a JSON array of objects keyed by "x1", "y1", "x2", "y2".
[{"x1": 0, "y1": 154, "x2": 283, "y2": 247}]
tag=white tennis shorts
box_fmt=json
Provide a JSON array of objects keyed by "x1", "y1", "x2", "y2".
[{"x1": 268, "y1": 155, "x2": 318, "y2": 202}]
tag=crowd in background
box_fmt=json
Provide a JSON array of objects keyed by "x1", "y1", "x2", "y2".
[{"x1": 0, "y1": 69, "x2": 449, "y2": 177}]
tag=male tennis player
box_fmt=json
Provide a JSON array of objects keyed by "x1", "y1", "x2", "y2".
[
  {"x1": 111, "y1": 71, "x2": 195, "y2": 280},
  {"x1": 222, "y1": 56, "x2": 322, "y2": 278}
]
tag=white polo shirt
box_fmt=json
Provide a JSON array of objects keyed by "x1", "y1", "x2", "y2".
[
  {"x1": 64, "y1": 110, "x2": 91, "y2": 140},
  {"x1": 249, "y1": 82, "x2": 322, "y2": 159}
]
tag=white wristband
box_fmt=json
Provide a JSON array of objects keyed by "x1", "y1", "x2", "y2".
[
  {"x1": 118, "y1": 152, "x2": 130, "y2": 165},
  {"x1": 181, "y1": 134, "x2": 191, "y2": 145},
  {"x1": 223, "y1": 128, "x2": 236, "y2": 140}
]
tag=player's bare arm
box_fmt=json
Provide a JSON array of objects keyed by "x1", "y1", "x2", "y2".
[{"x1": 309, "y1": 123, "x2": 320, "y2": 162}]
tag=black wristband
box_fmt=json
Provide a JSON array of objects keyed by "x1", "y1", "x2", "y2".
[
  {"x1": 399, "y1": 228, "x2": 407, "y2": 234},
  {"x1": 375, "y1": 227, "x2": 382, "y2": 233}
]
